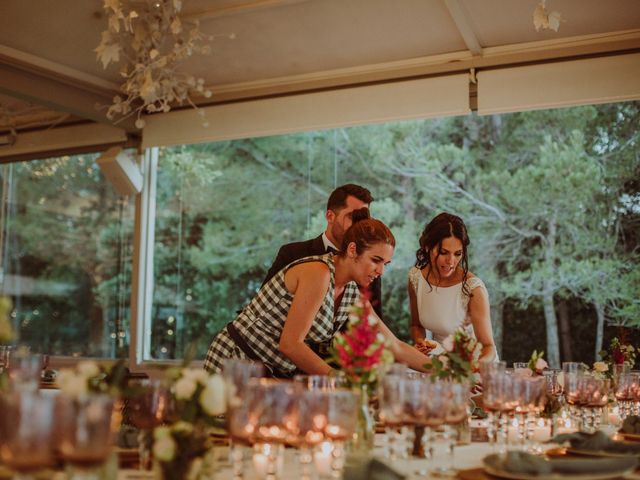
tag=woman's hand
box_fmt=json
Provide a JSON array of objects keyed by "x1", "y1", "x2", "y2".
[{"x1": 414, "y1": 338, "x2": 438, "y2": 356}]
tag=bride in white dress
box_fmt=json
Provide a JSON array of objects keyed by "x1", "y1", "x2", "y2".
[{"x1": 408, "y1": 213, "x2": 497, "y2": 361}]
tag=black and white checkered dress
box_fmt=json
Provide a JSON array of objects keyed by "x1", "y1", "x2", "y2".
[{"x1": 203, "y1": 254, "x2": 360, "y2": 377}]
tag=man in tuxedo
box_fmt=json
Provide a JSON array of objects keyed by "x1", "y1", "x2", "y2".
[{"x1": 262, "y1": 183, "x2": 384, "y2": 319}]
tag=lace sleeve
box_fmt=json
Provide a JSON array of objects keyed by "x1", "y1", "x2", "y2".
[
  {"x1": 467, "y1": 276, "x2": 487, "y2": 298},
  {"x1": 461, "y1": 276, "x2": 488, "y2": 328},
  {"x1": 408, "y1": 267, "x2": 421, "y2": 293}
]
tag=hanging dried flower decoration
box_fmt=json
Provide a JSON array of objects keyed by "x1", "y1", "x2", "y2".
[
  {"x1": 533, "y1": 0, "x2": 563, "y2": 32},
  {"x1": 95, "y1": 0, "x2": 214, "y2": 129}
]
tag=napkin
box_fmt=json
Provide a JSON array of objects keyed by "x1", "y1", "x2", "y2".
[
  {"x1": 551, "y1": 430, "x2": 640, "y2": 455},
  {"x1": 343, "y1": 454, "x2": 405, "y2": 480},
  {"x1": 620, "y1": 415, "x2": 640, "y2": 434},
  {"x1": 484, "y1": 451, "x2": 638, "y2": 475}
]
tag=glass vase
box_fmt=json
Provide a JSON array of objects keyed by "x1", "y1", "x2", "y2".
[{"x1": 350, "y1": 384, "x2": 375, "y2": 452}]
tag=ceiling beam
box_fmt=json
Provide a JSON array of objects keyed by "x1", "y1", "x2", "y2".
[
  {"x1": 0, "y1": 62, "x2": 137, "y2": 132},
  {"x1": 201, "y1": 29, "x2": 640, "y2": 104},
  {"x1": 443, "y1": 0, "x2": 483, "y2": 55}
]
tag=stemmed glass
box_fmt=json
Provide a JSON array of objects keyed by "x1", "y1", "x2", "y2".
[
  {"x1": 378, "y1": 373, "x2": 408, "y2": 460},
  {"x1": 580, "y1": 376, "x2": 609, "y2": 432},
  {"x1": 432, "y1": 381, "x2": 470, "y2": 477},
  {"x1": 615, "y1": 371, "x2": 640, "y2": 420},
  {"x1": 57, "y1": 393, "x2": 115, "y2": 480},
  {"x1": 513, "y1": 376, "x2": 546, "y2": 451},
  {"x1": 0, "y1": 391, "x2": 56, "y2": 480},
  {"x1": 7, "y1": 350, "x2": 44, "y2": 392},
  {"x1": 126, "y1": 378, "x2": 173, "y2": 470},
  {"x1": 249, "y1": 379, "x2": 299, "y2": 480},
  {"x1": 322, "y1": 389, "x2": 358, "y2": 478},
  {"x1": 401, "y1": 375, "x2": 429, "y2": 459},
  {"x1": 479, "y1": 360, "x2": 507, "y2": 447},
  {"x1": 223, "y1": 359, "x2": 265, "y2": 480}
]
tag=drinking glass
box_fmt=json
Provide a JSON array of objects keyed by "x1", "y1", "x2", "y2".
[
  {"x1": 563, "y1": 362, "x2": 586, "y2": 428},
  {"x1": 0, "y1": 391, "x2": 56, "y2": 480},
  {"x1": 294, "y1": 374, "x2": 346, "y2": 391},
  {"x1": 127, "y1": 378, "x2": 172, "y2": 470},
  {"x1": 513, "y1": 362, "x2": 531, "y2": 378},
  {"x1": 249, "y1": 379, "x2": 299, "y2": 480},
  {"x1": 402, "y1": 375, "x2": 429, "y2": 459},
  {"x1": 615, "y1": 371, "x2": 639, "y2": 420},
  {"x1": 480, "y1": 360, "x2": 507, "y2": 446},
  {"x1": 222, "y1": 359, "x2": 264, "y2": 479},
  {"x1": 322, "y1": 389, "x2": 358, "y2": 478},
  {"x1": 7, "y1": 350, "x2": 44, "y2": 392},
  {"x1": 57, "y1": 393, "x2": 115, "y2": 480},
  {"x1": 378, "y1": 374, "x2": 407, "y2": 460},
  {"x1": 297, "y1": 390, "x2": 329, "y2": 480},
  {"x1": 578, "y1": 376, "x2": 609, "y2": 432},
  {"x1": 434, "y1": 381, "x2": 470, "y2": 477}
]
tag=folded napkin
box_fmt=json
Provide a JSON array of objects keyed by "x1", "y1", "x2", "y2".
[
  {"x1": 621, "y1": 415, "x2": 640, "y2": 434},
  {"x1": 343, "y1": 454, "x2": 405, "y2": 480},
  {"x1": 551, "y1": 430, "x2": 640, "y2": 455},
  {"x1": 484, "y1": 451, "x2": 638, "y2": 475}
]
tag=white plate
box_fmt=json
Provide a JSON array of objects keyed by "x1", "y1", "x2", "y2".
[{"x1": 483, "y1": 463, "x2": 637, "y2": 480}]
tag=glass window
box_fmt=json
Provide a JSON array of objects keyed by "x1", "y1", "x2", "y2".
[
  {"x1": 0, "y1": 154, "x2": 134, "y2": 358},
  {"x1": 150, "y1": 102, "x2": 640, "y2": 364}
]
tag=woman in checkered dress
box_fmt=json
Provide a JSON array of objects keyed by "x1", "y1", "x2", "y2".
[{"x1": 204, "y1": 208, "x2": 432, "y2": 377}]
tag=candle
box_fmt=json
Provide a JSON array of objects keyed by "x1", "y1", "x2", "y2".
[{"x1": 313, "y1": 441, "x2": 333, "y2": 477}]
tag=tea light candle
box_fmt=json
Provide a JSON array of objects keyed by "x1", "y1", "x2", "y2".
[
  {"x1": 252, "y1": 443, "x2": 283, "y2": 479},
  {"x1": 313, "y1": 441, "x2": 333, "y2": 477}
]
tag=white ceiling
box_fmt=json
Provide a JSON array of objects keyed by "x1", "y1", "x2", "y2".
[{"x1": 0, "y1": 0, "x2": 639, "y2": 139}]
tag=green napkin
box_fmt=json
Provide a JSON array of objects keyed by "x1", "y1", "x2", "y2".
[
  {"x1": 484, "y1": 451, "x2": 638, "y2": 475},
  {"x1": 551, "y1": 430, "x2": 640, "y2": 455},
  {"x1": 343, "y1": 454, "x2": 405, "y2": 480},
  {"x1": 620, "y1": 415, "x2": 640, "y2": 434}
]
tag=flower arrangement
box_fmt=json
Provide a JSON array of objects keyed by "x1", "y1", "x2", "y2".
[
  {"x1": 0, "y1": 296, "x2": 14, "y2": 344},
  {"x1": 425, "y1": 329, "x2": 481, "y2": 383},
  {"x1": 330, "y1": 290, "x2": 393, "y2": 393},
  {"x1": 56, "y1": 359, "x2": 128, "y2": 397},
  {"x1": 152, "y1": 368, "x2": 226, "y2": 480},
  {"x1": 598, "y1": 337, "x2": 637, "y2": 372},
  {"x1": 527, "y1": 350, "x2": 548, "y2": 376},
  {"x1": 95, "y1": 0, "x2": 218, "y2": 128}
]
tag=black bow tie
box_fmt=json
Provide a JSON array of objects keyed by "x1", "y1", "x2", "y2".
[{"x1": 326, "y1": 246, "x2": 338, "y2": 254}]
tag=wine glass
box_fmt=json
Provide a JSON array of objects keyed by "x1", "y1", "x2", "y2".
[
  {"x1": 249, "y1": 379, "x2": 299, "y2": 480},
  {"x1": 322, "y1": 389, "x2": 358, "y2": 478},
  {"x1": 378, "y1": 374, "x2": 408, "y2": 460},
  {"x1": 7, "y1": 350, "x2": 44, "y2": 392},
  {"x1": 223, "y1": 359, "x2": 265, "y2": 479},
  {"x1": 0, "y1": 391, "x2": 56, "y2": 480},
  {"x1": 126, "y1": 378, "x2": 172, "y2": 470},
  {"x1": 480, "y1": 360, "x2": 507, "y2": 447},
  {"x1": 435, "y1": 381, "x2": 470, "y2": 476},
  {"x1": 57, "y1": 393, "x2": 115, "y2": 480}
]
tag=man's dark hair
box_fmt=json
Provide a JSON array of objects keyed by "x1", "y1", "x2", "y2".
[{"x1": 326, "y1": 184, "x2": 374, "y2": 212}]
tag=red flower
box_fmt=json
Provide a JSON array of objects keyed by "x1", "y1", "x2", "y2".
[{"x1": 612, "y1": 348, "x2": 626, "y2": 365}]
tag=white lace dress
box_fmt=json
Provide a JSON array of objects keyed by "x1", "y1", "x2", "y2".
[{"x1": 408, "y1": 266, "x2": 487, "y2": 342}]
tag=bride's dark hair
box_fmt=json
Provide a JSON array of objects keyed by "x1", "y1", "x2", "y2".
[
  {"x1": 338, "y1": 207, "x2": 395, "y2": 255},
  {"x1": 415, "y1": 212, "x2": 470, "y2": 295}
]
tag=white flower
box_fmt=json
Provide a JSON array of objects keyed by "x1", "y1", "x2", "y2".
[
  {"x1": 154, "y1": 425, "x2": 171, "y2": 440},
  {"x1": 535, "y1": 358, "x2": 548, "y2": 371},
  {"x1": 199, "y1": 374, "x2": 226, "y2": 416},
  {"x1": 77, "y1": 361, "x2": 100, "y2": 379},
  {"x1": 171, "y1": 421, "x2": 194, "y2": 434},
  {"x1": 182, "y1": 368, "x2": 209, "y2": 385},
  {"x1": 153, "y1": 433, "x2": 176, "y2": 462},
  {"x1": 439, "y1": 355, "x2": 450, "y2": 369},
  {"x1": 57, "y1": 369, "x2": 88, "y2": 397},
  {"x1": 175, "y1": 376, "x2": 197, "y2": 400},
  {"x1": 593, "y1": 361, "x2": 609, "y2": 373},
  {"x1": 442, "y1": 335, "x2": 454, "y2": 352}
]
